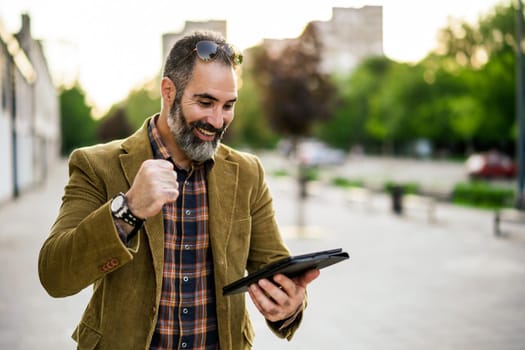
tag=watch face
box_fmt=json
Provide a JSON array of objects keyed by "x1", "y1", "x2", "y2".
[{"x1": 111, "y1": 194, "x2": 125, "y2": 213}]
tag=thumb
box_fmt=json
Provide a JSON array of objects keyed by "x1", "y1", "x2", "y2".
[{"x1": 295, "y1": 269, "x2": 320, "y2": 288}]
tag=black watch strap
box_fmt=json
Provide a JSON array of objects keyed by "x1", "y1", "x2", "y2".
[
  {"x1": 112, "y1": 192, "x2": 144, "y2": 228},
  {"x1": 120, "y1": 208, "x2": 143, "y2": 227}
]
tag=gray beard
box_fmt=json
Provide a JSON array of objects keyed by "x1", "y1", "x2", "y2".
[{"x1": 166, "y1": 100, "x2": 226, "y2": 162}]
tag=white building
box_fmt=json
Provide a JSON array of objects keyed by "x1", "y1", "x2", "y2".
[
  {"x1": 0, "y1": 14, "x2": 59, "y2": 202},
  {"x1": 262, "y1": 6, "x2": 383, "y2": 76},
  {"x1": 307, "y1": 6, "x2": 383, "y2": 74}
]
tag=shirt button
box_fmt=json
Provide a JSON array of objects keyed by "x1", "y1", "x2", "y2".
[
  {"x1": 184, "y1": 244, "x2": 191, "y2": 250},
  {"x1": 185, "y1": 209, "x2": 192, "y2": 216},
  {"x1": 181, "y1": 342, "x2": 187, "y2": 348},
  {"x1": 183, "y1": 276, "x2": 189, "y2": 282},
  {"x1": 183, "y1": 308, "x2": 189, "y2": 314}
]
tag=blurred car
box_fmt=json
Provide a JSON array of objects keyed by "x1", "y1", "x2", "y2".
[
  {"x1": 465, "y1": 151, "x2": 516, "y2": 179},
  {"x1": 297, "y1": 140, "x2": 346, "y2": 167}
]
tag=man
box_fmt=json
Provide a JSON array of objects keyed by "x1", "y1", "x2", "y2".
[{"x1": 38, "y1": 31, "x2": 319, "y2": 349}]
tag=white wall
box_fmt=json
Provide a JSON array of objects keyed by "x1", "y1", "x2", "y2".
[{"x1": 0, "y1": 112, "x2": 13, "y2": 202}]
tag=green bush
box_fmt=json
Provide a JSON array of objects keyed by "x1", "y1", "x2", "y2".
[
  {"x1": 331, "y1": 177, "x2": 364, "y2": 188},
  {"x1": 452, "y1": 182, "x2": 515, "y2": 209},
  {"x1": 271, "y1": 169, "x2": 290, "y2": 177}
]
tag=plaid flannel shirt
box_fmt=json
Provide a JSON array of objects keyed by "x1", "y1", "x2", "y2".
[{"x1": 148, "y1": 118, "x2": 219, "y2": 350}]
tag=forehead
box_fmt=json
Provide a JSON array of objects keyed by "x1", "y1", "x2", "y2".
[{"x1": 184, "y1": 60, "x2": 238, "y2": 100}]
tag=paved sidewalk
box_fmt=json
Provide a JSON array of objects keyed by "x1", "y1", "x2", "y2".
[
  {"x1": 0, "y1": 159, "x2": 91, "y2": 349},
  {"x1": 1, "y1": 159, "x2": 525, "y2": 349}
]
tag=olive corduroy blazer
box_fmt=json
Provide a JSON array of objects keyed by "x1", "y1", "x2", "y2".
[{"x1": 38, "y1": 117, "x2": 302, "y2": 349}]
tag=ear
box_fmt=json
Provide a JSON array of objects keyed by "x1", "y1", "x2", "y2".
[{"x1": 161, "y1": 77, "x2": 176, "y2": 104}]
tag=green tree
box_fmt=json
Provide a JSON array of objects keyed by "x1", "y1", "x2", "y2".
[
  {"x1": 59, "y1": 83, "x2": 96, "y2": 155},
  {"x1": 314, "y1": 56, "x2": 391, "y2": 151},
  {"x1": 317, "y1": 0, "x2": 518, "y2": 156},
  {"x1": 252, "y1": 24, "x2": 337, "y2": 141},
  {"x1": 124, "y1": 78, "x2": 161, "y2": 129},
  {"x1": 433, "y1": 0, "x2": 517, "y2": 153},
  {"x1": 229, "y1": 57, "x2": 279, "y2": 149},
  {"x1": 102, "y1": 77, "x2": 161, "y2": 131},
  {"x1": 95, "y1": 107, "x2": 134, "y2": 143},
  {"x1": 251, "y1": 26, "x2": 337, "y2": 231}
]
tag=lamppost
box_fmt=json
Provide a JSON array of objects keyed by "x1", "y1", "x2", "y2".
[{"x1": 517, "y1": 0, "x2": 525, "y2": 209}]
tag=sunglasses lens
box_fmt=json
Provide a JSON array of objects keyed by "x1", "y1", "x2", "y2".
[
  {"x1": 224, "y1": 44, "x2": 243, "y2": 65},
  {"x1": 196, "y1": 40, "x2": 218, "y2": 61},
  {"x1": 193, "y1": 40, "x2": 243, "y2": 65}
]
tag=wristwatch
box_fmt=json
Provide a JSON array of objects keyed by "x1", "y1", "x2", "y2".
[{"x1": 110, "y1": 192, "x2": 144, "y2": 229}]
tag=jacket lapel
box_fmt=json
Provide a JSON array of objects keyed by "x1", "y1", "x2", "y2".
[
  {"x1": 119, "y1": 117, "x2": 165, "y2": 291},
  {"x1": 208, "y1": 146, "x2": 239, "y2": 265}
]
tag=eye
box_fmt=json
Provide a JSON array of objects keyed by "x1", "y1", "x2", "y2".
[
  {"x1": 198, "y1": 100, "x2": 213, "y2": 108},
  {"x1": 223, "y1": 103, "x2": 235, "y2": 111}
]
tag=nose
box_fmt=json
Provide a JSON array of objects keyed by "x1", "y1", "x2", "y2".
[{"x1": 207, "y1": 106, "x2": 225, "y2": 130}]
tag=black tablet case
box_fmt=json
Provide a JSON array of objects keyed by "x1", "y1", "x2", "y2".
[{"x1": 223, "y1": 248, "x2": 349, "y2": 295}]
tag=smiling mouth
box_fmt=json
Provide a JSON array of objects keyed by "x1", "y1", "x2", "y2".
[{"x1": 196, "y1": 126, "x2": 216, "y2": 137}]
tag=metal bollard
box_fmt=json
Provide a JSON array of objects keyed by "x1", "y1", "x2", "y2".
[{"x1": 391, "y1": 185, "x2": 404, "y2": 215}]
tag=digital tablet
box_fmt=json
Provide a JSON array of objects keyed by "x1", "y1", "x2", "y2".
[{"x1": 222, "y1": 248, "x2": 349, "y2": 296}]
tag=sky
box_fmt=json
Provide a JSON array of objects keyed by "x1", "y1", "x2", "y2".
[{"x1": 1, "y1": 0, "x2": 507, "y2": 116}]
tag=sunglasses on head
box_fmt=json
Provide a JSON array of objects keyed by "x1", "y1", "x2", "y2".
[{"x1": 193, "y1": 40, "x2": 243, "y2": 65}]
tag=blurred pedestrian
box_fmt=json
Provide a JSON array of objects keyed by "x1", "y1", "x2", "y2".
[{"x1": 38, "y1": 30, "x2": 319, "y2": 349}]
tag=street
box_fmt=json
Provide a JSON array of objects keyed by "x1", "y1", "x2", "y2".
[{"x1": 1, "y1": 156, "x2": 525, "y2": 349}]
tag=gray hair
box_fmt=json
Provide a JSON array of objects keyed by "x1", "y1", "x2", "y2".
[{"x1": 162, "y1": 31, "x2": 236, "y2": 102}]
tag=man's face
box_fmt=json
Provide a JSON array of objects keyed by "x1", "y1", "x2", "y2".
[{"x1": 167, "y1": 61, "x2": 238, "y2": 162}]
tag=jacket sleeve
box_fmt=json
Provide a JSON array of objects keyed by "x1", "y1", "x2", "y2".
[
  {"x1": 38, "y1": 148, "x2": 134, "y2": 298},
  {"x1": 245, "y1": 156, "x2": 306, "y2": 340}
]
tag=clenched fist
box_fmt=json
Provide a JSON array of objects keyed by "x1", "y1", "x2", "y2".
[{"x1": 125, "y1": 159, "x2": 179, "y2": 219}]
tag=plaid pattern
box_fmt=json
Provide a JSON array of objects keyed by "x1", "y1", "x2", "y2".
[{"x1": 148, "y1": 118, "x2": 219, "y2": 350}]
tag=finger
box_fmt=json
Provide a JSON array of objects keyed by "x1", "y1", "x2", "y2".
[
  {"x1": 249, "y1": 283, "x2": 282, "y2": 320},
  {"x1": 257, "y1": 280, "x2": 296, "y2": 322},
  {"x1": 293, "y1": 269, "x2": 321, "y2": 288},
  {"x1": 272, "y1": 274, "x2": 295, "y2": 294},
  {"x1": 163, "y1": 188, "x2": 179, "y2": 203},
  {"x1": 251, "y1": 282, "x2": 281, "y2": 308},
  {"x1": 258, "y1": 278, "x2": 289, "y2": 305},
  {"x1": 153, "y1": 159, "x2": 175, "y2": 170},
  {"x1": 248, "y1": 284, "x2": 264, "y2": 313}
]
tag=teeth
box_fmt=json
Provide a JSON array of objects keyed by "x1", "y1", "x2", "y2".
[{"x1": 197, "y1": 127, "x2": 215, "y2": 136}]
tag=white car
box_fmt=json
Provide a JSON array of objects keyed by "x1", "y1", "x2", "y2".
[{"x1": 297, "y1": 140, "x2": 346, "y2": 167}]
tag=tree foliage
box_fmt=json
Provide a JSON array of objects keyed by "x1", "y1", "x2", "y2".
[
  {"x1": 124, "y1": 78, "x2": 161, "y2": 129},
  {"x1": 88, "y1": 1, "x2": 518, "y2": 158},
  {"x1": 59, "y1": 84, "x2": 96, "y2": 155},
  {"x1": 229, "y1": 57, "x2": 279, "y2": 149},
  {"x1": 314, "y1": 0, "x2": 519, "y2": 157},
  {"x1": 95, "y1": 107, "x2": 134, "y2": 143},
  {"x1": 251, "y1": 24, "x2": 337, "y2": 138}
]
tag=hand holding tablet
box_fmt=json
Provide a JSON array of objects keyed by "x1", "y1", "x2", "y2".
[{"x1": 223, "y1": 248, "x2": 349, "y2": 295}]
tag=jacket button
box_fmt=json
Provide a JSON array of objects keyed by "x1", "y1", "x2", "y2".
[{"x1": 100, "y1": 257, "x2": 120, "y2": 272}]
